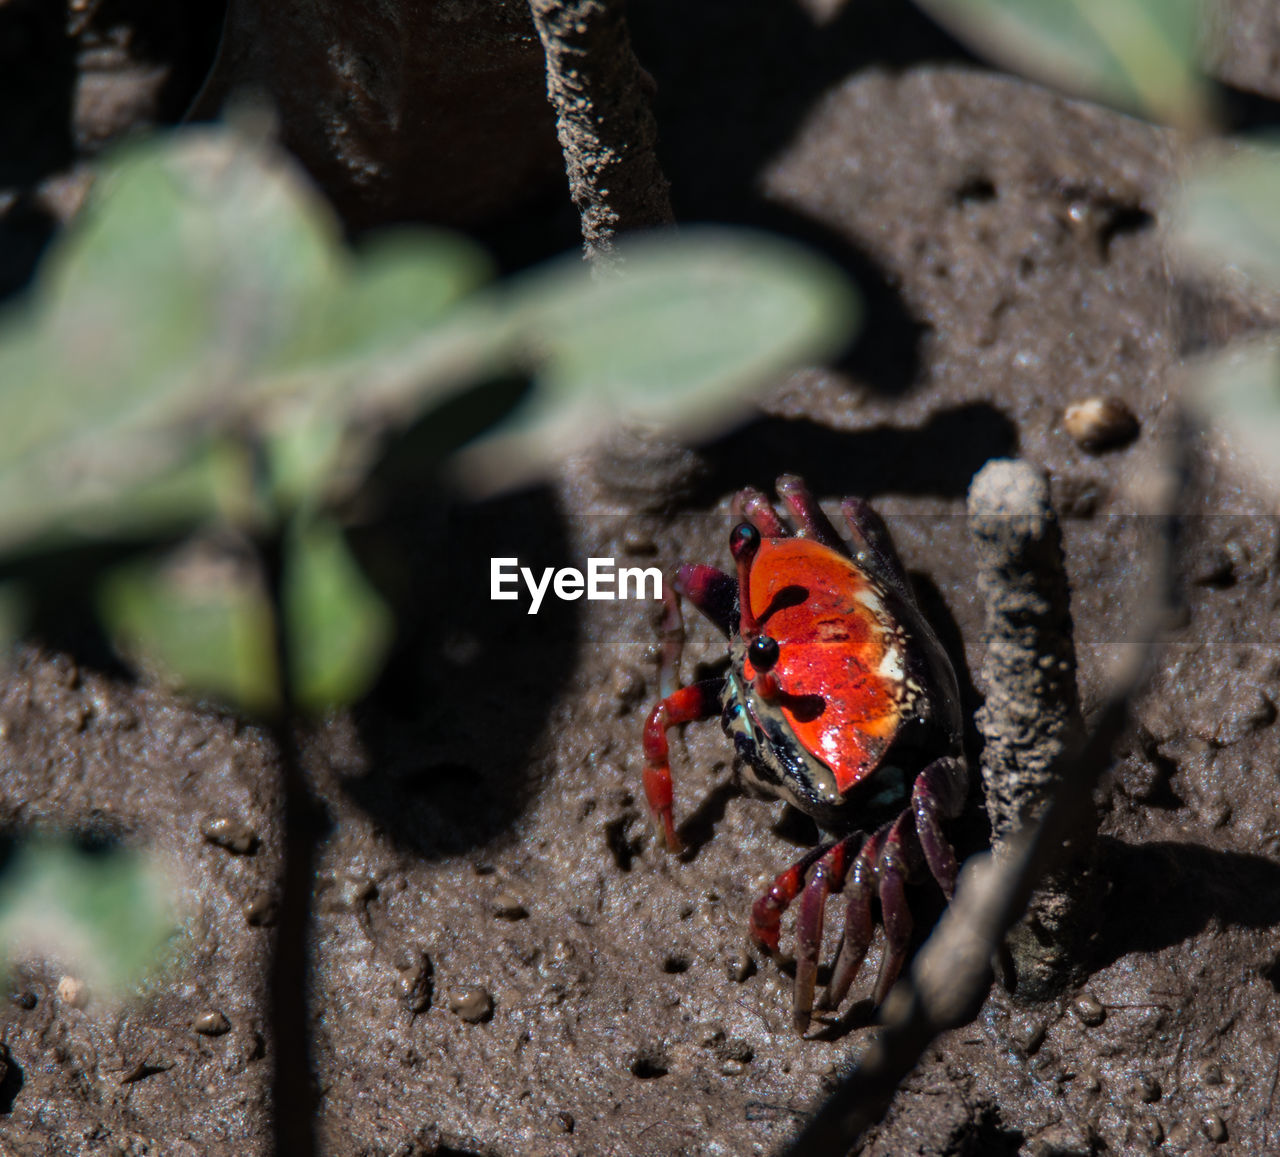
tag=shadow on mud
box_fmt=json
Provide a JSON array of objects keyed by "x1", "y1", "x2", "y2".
[
  {"x1": 695, "y1": 405, "x2": 1018, "y2": 504},
  {"x1": 1094, "y1": 837, "x2": 1280, "y2": 967},
  {"x1": 343, "y1": 480, "x2": 579, "y2": 859}
]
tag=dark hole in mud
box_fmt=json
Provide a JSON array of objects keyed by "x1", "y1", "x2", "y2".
[
  {"x1": 969, "y1": 1104, "x2": 1025, "y2": 1154},
  {"x1": 1099, "y1": 204, "x2": 1155, "y2": 257},
  {"x1": 1262, "y1": 954, "x2": 1280, "y2": 993},
  {"x1": 662, "y1": 955, "x2": 691, "y2": 974},
  {"x1": 630, "y1": 1049, "x2": 670, "y2": 1079},
  {"x1": 953, "y1": 175, "x2": 997, "y2": 205},
  {"x1": 604, "y1": 814, "x2": 641, "y2": 872},
  {"x1": 0, "y1": 1046, "x2": 23, "y2": 1114}
]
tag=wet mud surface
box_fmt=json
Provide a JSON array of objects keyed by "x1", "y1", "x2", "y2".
[{"x1": 4, "y1": 2, "x2": 1280, "y2": 1155}]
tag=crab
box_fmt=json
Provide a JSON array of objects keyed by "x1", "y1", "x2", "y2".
[{"x1": 641, "y1": 475, "x2": 968, "y2": 1033}]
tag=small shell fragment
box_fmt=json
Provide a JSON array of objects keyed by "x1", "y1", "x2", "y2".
[
  {"x1": 56, "y1": 975, "x2": 89, "y2": 1009},
  {"x1": 193, "y1": 1010, "x2": 231, "y2": 1036},
  {"x1": 1063, "y1": 397, "x2": 1139, "y2": 452},
  {"x1": 200, "y1": 816, "x2": 260, "y2": 855}
]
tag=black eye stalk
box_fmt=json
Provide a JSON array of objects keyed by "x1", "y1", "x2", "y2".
[{"x1": 748, "y1": 634, "x2": 780, "y2": 671}]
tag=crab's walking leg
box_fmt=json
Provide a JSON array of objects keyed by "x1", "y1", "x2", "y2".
[
  {"x1": 912, "y1": 755, "x2": 967, "y2": 898},
  {"x1": 871, "y1": 811, "x2": 917, "y2": 1005},
  {"x1": 840, "y1": 496, "x2": 915, "y2": 600},
  {"x1": 821, "y1": 825, "x2": 887, "y2": 1010},
  {"x1": 675, "y1": 563, "x2": 737, "y2": 637},
  {"x1": 791, "y1": 833, "x2": 861, "y2": 1033},
  {"x1": 732, "y1": 486, "x2": 788, "y2": 537},
  {"x1": 749, "y1": 843, "x2": 830, "y2": 954},
  {"x1": 642, "y1": 680, "x2": 721, "y2": 854},
  {"x1": 776, "y1": 475, "x2": 845, "y2": 553}
]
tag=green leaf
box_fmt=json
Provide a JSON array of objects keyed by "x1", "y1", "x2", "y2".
[
  {"x1": 452, "y1": 227, "x2": 859, "y2": 489},
  {"x1": 283, "y1": 514, "x2": 393, "y2": 713},
  {"x1": 0, "y1": 840, "x2": 182, "y2": 995},
  {"x1": 0, "y1": 127, "x2": 493, "y2": 554},
  {"x1": 97, "y1": 545, "x2": 280, "y2": 716},
  {"x1": 914, "y1": 0, "x2": 1210, "y2": 130},
  {"x1": 1168, "y1": 140, "x2": 1280, "y2": 292},
  {"x1": 1187, "y1": 338, "x2": 1280, "y2": 498}
]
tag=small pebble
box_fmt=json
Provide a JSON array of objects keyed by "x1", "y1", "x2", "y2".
[
  {"x1": 56, "y1": 975, "x2": 89, "y2": 1009},
  {"x1": 1201, "y1": 1112, "x2": 1228, "y2": 1143},
  {"x1": 449, "y1": 986, "x2": 493, "y2": 1023},
  {"x1": 398, "y1": 953, "x2": 434, "y2": 1013},
  {"x1": 492, "y1": 893, "x2": 528, "y2": 921},
  {"x1": 1016, "y1": 1016, "x2": 1047, "y2": 1055},
  {"x1": 1063, "y1": 397, "x2": 1139, "y2": 452},
  {"x1": 1072, "y1": 993, "x2": 1106, "y2": 1027},
  {"x1": 192, "y1": 1011, "x2": 231, "y2": 1036},
  {"x1": 244, "y1": 892, "x2": 278, "y2": 927},
  {"x1": 1198, "y1": 1060, "x2": 1224, "y2": 1085},
  {"x1": 611, "y1": 667, "x2": 645, "y2": 705},
  {"x1": 1132, "y1": 1074, "x2": 1162, "y2": 1103},
  {"x1": 720, "y1": 1060, "x2": 746, "y2": 1076},
  {"x1": 200, "y1": 816, "x2": 259, "y2": 855}
]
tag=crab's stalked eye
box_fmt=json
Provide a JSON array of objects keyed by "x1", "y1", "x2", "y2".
[
  {"x1": 730, "y1": 521, "x2": 760, "y2": 561},
  {"x1": 749, "y1": 635, "x2": 779, "y2": 672}
]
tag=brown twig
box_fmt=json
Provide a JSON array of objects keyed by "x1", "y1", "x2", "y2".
[
  {"x1": 968, "y1": 459, "x2": 1096, "y2": 998},
  {"x1": 527, "y1": 0, "x2": 674, "y2": 267}
]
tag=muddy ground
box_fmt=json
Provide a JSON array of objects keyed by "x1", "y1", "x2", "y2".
[{"x1": 3, "y1": 1, "x2": 1280, "y2": 1155}]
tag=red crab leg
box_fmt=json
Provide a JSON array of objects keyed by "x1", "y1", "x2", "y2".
[
  {"x1": 821, "y1": 824, "x2": 887, "y2": 1011},
  {"x1": 674, "y1": 563, "x2": 737, "y2": 637},
  {"x1": 641, "y1": 680, "x2": 721, "y2": 854},
  {"x1": 749, "y1": 842, "x2": 831, "y2": 955},
  {"x1": 776, "y1": 474, "x2": 845, "y2": 554},
  {"x1": 731, "y1": 486, "x2": 788, "y2": 537},
  {"x1": 871, "y1": 811, "x2": 917, "y2": 1005},
  {"x1": 912, "y1": 756, "x2": 967, "y2": 898},
  {"x1": 840, "y1": 496, "x2": 914, "y2": 598},
  {"x1": 792, "y1": 833, "x2": 861, "y2": 1034},
  {"x1": 657, "y1": 580, "x2": 684, "y2": 700}
]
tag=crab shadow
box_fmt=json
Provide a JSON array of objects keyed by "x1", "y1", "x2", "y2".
[{"x1": 1091, "y1": 837, "x2": 1280, "y2": 969}]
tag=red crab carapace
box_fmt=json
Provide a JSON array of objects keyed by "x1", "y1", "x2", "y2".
[{"x1": 641, "y1": 475, "x2": 968, "y2": 1032}]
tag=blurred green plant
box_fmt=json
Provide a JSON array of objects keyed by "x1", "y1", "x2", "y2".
[
  {"x1": 0, "y1": 840, "x2": 181, "y2": 998},
  {"x1": 0, "y1": 121, "x2": 858, "y2": 715},
  {"x1": 913, "y1": 0, "x2": 1211, "y2": 132}
]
